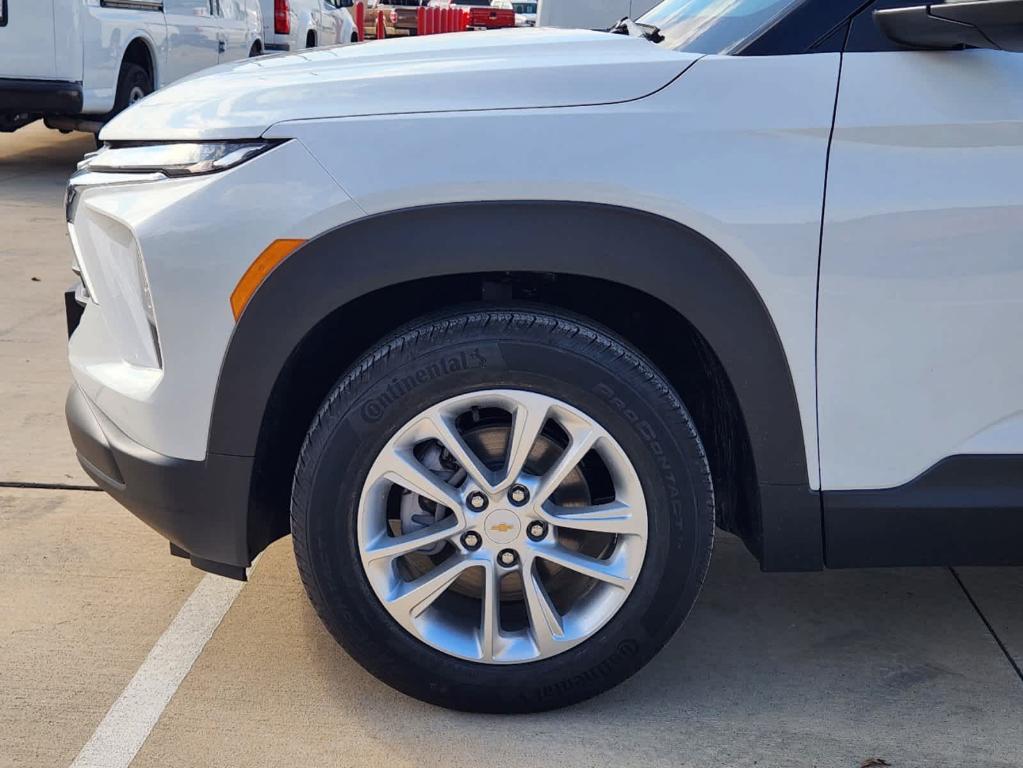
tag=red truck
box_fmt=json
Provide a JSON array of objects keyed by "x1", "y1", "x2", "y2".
[{"x1": 428, "y1": 0, "x2": 515, "y2": 30}]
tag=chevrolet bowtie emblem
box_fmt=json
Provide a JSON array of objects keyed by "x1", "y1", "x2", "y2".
[{"x1": 490, "y1": 523, "x2": 514, "y2": 533}]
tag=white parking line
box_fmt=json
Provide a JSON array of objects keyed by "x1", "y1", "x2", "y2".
[{"x1": 69, "y1": 567, "x2": 252, "y2": 768}]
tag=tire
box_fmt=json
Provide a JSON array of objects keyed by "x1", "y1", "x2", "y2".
[
  {"x1": 249, "y1": 42, "x2": 262, "y2": 57},
  {"x1": 105, "y1": 61, "x2": 152, "y2": 122},
  {"x1": 291, "y1": 308, "x2": 715, "y2": 712}
]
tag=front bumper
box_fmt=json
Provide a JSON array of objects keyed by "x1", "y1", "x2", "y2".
[
  {"x1": 65, "y1": 139, "x2": 355, "y2": 461},
  {"x1": 66, "y1": 384, "x2": 255, "y2": 580},
  {"x1": 0, "y1": 78, "x2": 82, "y2": 114},
  {"x1": 61, "y1": 139, "x2": 357, "y2": 577}
]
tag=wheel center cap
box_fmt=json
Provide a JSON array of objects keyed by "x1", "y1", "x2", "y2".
[{"x1": 482, "y1": 509, "x2": 520, "y2": 544}]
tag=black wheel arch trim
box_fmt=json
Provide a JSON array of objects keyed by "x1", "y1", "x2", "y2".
[{"x1": 209, "y1": 201, "x2": 823, "y2": 570}]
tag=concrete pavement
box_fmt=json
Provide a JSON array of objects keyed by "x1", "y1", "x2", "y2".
[
  {"x1": 0, "y1": 125, "x2": 95, "y2": 486},
  {"x1": 0, "y1": 488, "x2": 202, "y2": 768},
  {"x1": 1, "y1": 123, "x2": 1021, "y2": 768},
  {"x1": 130, "y1": 535, "x2": 1023, "y2": 768}
]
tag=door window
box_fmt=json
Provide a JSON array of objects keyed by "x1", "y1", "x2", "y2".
[
  {"x1": 163, "y1": 0, "x2": 213, "y2": 14},
  {"x1": 640, "y1": 0, "x2": 804, "y2": 53},
  {"x1": 215, "y1": 0, "x2": 248, "y2": 18}
]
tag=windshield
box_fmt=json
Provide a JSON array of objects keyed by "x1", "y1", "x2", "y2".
[{"x1": 639, "y1": 0, "x2": 802, "y2": 53}]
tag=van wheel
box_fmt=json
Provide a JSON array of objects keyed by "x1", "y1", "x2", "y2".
[
  {"x1": 108, "y1": 62, "x2": 152, "y2": 120},
  {"x1": 249, "y1": 42, "x2": 263, "y2": 57},
  {"x1": 291, "y1": 308, "x2": 716, "y2": 712}
]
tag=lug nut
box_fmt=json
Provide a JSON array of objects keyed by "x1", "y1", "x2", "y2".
[
  {"x1": 461, "y1": 531, "x2": 482, "y2": 551},
  {"x1": 467, "y1": 491, "x2": 488, "y2": 511},
  {"x1": 508, "y1": 484, "x2": 530, "y2": 506},
  {"x1": 497, "y1": 549, "x2": 519, "y2": 567},
  {"x1": 527, "y1": 521, "x2": 548, "y2": 541}
]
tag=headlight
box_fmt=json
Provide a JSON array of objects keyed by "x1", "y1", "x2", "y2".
[{"x1": 80, "y1": 141, "x2": 278, "y2": 177}]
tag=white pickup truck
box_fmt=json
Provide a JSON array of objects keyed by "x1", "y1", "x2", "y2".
[
  {"x1": 261, "y1": 0, "x2": 358, "y2": 53},
  {"x1": 0, "y1": 0, "x2": 264, "y2": 136}
]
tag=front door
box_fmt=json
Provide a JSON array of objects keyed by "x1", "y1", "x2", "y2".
[
  {"x1": 163, "y1": 0, "x2": 220, "y2": 83},
  {"x1": 213, "y1": 0, "x2": 253, "y2": 61},
  {"x1": 819, "y1": 47, "x2": 1023, "y2": 493},
  {"x1": 319, "y1": 0, "x2": 349, "y2": 45}
]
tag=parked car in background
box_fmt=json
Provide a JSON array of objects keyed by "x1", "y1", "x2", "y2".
[
  {"x1": 429, "y1": 0, "x2": 514, "y2": 29},
  {"x1": 492, "y1": 0, "x2": 537, "y2": 27},
  {"x1": 260, "y1": 0, "x2": 358, "y2": 51},
  {"x1": 364, "y1": 0, "x2": 429, "y2": 38},
  {"x1": 0, "y1": 0, "x2": 263, "y2": 136},
  {"x1": 537, "y1": 0, "x2": 658, "y2": 29}
]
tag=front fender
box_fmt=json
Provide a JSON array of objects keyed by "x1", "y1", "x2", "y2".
[
  {"x1": 211, "y1": 201, "x2": 822, "y2": 570},
  {"x1": 211, "y1": 201, "x2": 810, "y2": 485}
]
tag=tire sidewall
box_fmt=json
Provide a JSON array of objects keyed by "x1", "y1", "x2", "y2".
[
  {"x1": 114, "y1": 63, "x2": 152, "y2": 115},
  {"x1": 293, "y1": 314, "x2": 714, "y2": 711}
]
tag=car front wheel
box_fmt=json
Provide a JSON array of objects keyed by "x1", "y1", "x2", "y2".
[{"x1": 291, "y1": 308, "x2": 715, "y2": 712}]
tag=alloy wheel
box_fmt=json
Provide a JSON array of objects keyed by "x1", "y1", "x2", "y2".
[{"x1": 357, "y1": 389, "x2": 649, "y2": 664}]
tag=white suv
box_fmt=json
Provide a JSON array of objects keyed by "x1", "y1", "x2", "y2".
[
  {"x1": 259, "y1": 0, "x2": 358, "y2": 52},
  {"x1": 0, "y1": 0, "x2": 263, "y2": 136},
  {"x1": 64, "y1": 0, "x2": 1023, "y2": 712}
]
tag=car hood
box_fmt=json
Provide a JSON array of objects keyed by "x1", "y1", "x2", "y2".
[{"x1": 101, "y1": 28, "x2": 700, "y2": 141}]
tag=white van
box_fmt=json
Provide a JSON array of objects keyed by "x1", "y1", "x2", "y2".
[
  {"x1": 0, "y1": 0, "x2": 263, "y2": 136},
  {"x1": 259, "y1": 0, "x2": 358, "y2": 53},
  {"x1": 536, "y1": 0, "x2": 659, "y2": 30}
]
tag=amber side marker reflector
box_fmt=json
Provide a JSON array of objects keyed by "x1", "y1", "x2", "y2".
[{"x1": 230, "y1": 238, "x2": 306, "y2": 321}]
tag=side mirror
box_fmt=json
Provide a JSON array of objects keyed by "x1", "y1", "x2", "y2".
[{"x1": 875, "y1": 0, "x2": 1023, "y2": 52}]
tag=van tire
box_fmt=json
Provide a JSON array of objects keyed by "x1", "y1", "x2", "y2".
[{"x1": 108, "y1": 62, "x2": 152, "y2": 121}]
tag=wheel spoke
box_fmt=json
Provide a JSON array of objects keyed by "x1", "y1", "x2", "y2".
[
  {"x1": 533, "y1": 543, "x2": 631, "y2": 590},
  {"x1": 479, "y1": 563, "x2": 502, "y2": 661},
  {"x1": 498, "y1": 394, "x2": 551, "y2": 489},
  {"x1": 539, "y1": 500, "x2": 644, "y2": 537},
  {"x1": 386, "y1": 554, "x2": 473, "y2": 620},
  {"x1": 534, "y1": 426, "x2": 600, "y2": 505},
  {"x1": 377, "y1": 448, "x2": 464, "y2": 517},
  {"x1": 424, "y1": 412, "x2": 497, "y2": 492},
  {"x1": 522, "y1": 559, "x2": 564, "y2": 655},
  {"x1": 363, "y1": 518, "x2": 461, "y2": 563}
]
